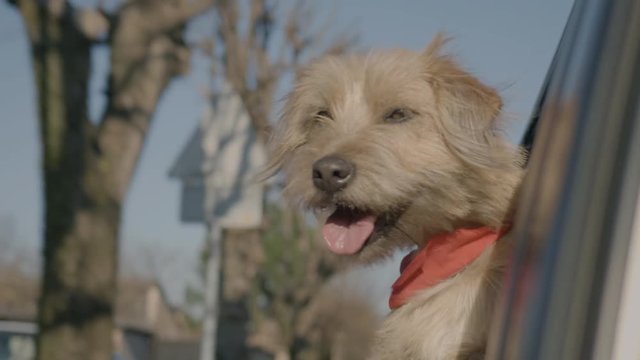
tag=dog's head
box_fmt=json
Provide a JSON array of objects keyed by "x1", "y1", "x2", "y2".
[{"x1": 264, "y1": 35, "x2": 523, "y2": 263}]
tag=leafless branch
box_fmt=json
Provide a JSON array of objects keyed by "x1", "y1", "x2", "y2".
[
  {"x1": 73, "y1": 7, "x2": 109, "y2": 40},
  {"x1": 155, "y1": 0, "x2": 216, "y2": 31}
]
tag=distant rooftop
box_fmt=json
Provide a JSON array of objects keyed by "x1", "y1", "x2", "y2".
[{"x1": 0, "y1": 266, "x2": 198, "y2": 341}]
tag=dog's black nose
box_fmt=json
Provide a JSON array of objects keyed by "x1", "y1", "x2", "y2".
[{"x1": 312, "y1": 155, "x2": 354, "y2": 193}]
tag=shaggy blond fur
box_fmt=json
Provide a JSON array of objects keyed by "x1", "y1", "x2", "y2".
[{"x1": 264, "y1": 35, "x2": 524, "y2": 359}]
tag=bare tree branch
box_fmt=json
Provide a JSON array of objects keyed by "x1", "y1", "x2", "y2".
[
  {"x1": 145, "y1": 0, "x2": 215, "y2": 33},
  {"x1": 207, "y1": 2, "x2": 359, "y2": 358},
  {"x1": 73, "y1": 7, "x2": 109, "y2": 41}
]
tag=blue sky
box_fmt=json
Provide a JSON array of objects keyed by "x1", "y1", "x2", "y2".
[{"x1": 0, "y1": 1, "x2": 573, "y2": 305}]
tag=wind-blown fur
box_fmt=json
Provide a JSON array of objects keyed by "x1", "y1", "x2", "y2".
[{"x1": 265, "y1": 34, "x2": 524, "y2": 359}]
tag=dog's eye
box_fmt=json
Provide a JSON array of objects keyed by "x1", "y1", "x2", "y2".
[
  {"x1": 384, "y1": 108, "x2": 411, "y2": 123},
  {"x1": 315, "y1": 109, "x2": 332, "y2": 119}
]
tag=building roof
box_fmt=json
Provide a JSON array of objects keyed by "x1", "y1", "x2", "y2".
[
  {"x1": 168, "y1": 87, "x2": 265, "y2": 181},
  {"x1": 167, "y1": 124, "x2": 205, "y2": 180},
  {"x1": 167, "y1": 87, "x2": 266, "y2": 228},
  {"x1": 0, "y1": 267, "x2": 197, "y2": 340}
]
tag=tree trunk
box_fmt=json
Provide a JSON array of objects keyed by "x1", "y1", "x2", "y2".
[
  {"x1": 14, "y1": 2, "x2": 115, "y2": 358},
  {"x1": 13, "y1": 1, "x2": 197, "y2": 358},
  {"x1": 218, "y1": 228, "x2": 264, "y2": 360}
]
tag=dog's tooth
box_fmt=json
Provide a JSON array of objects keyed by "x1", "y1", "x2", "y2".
[{"x1": 312, "y1": 205, "x2": 336, "y2": 221}]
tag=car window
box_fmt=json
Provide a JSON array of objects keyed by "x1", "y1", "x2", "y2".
[{"x1": 488, "y1": 0, "x2": 640, "y2": 359}]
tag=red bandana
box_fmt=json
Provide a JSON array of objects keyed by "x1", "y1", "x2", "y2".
[{"x1": 389, "y1": 226, "x2": 511, "y2": 310}]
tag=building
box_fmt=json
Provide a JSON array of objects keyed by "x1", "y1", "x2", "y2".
[{"x1": 0, "y1": 267, "x2": 198, "y2": 360}]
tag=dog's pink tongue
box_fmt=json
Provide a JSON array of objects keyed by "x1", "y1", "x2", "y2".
[{"x1": 322, "y1": 211, "x2": 376, "y2": 255}]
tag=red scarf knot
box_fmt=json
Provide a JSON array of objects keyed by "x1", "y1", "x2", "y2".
[{"x1": 389, "y1": 225, "x2": 511, "y2": 310}]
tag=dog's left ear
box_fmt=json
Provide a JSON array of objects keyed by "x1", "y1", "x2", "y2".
[{"x1": 421, "y1": 34, "x2": 506, "y2": 169}]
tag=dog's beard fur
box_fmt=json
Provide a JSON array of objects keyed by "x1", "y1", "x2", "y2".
[{"x1": 264, "y1": 35, "x2": 524, "y2": 264}]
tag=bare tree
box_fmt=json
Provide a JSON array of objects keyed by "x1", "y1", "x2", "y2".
[
  {"x1": 197, "y1": 2, "x2": 355, "y2": 358},
  {"x1": 6, "y1": 0, "x2": 214, "y2": 358},
  {"x1": 208, "y1": 0, "x2": 354, "y2": 142}
]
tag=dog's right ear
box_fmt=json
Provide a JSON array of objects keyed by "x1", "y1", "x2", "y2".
[{"x1": 257, "y1": 87, "x2": 308, "y2": 181}]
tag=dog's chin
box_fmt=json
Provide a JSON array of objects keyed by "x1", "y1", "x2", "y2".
[{"x1": 313, "y1": 203, "x2": 411, "y2": 264}]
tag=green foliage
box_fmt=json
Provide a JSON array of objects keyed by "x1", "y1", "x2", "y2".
[
  {"x1": 181, "y1": 200, "x2": 339, "y2": 357},
  {"x1": 248, "y1": 201, "x2": 338, "y2": 357},
  {"x1": 259, "y1": 202, "x2": 316, "y2": 302}
]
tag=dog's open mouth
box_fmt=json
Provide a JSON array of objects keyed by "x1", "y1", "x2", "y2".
[{"x1": 321, "y1": 206, "x2": 377, "y2": 255}]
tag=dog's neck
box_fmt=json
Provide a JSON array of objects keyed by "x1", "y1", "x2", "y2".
[
  {"x1": 405, "y1": 165, "x2": 522, "y2": 244},
  {"x1": 464, "y1": 165, "x2": 523, "y2": 225},
  {"x1": 389, "y1": 224, "x2": 511, "y2": 309}
]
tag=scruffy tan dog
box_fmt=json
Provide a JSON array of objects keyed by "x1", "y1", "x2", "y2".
[{"x1": 263, "y1": 35, "x2": 524, "y2": 360}]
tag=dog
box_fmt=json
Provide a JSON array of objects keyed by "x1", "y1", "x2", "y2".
[{"x1": 263, "y1": 35, "x2": 524, "y2": 359}]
